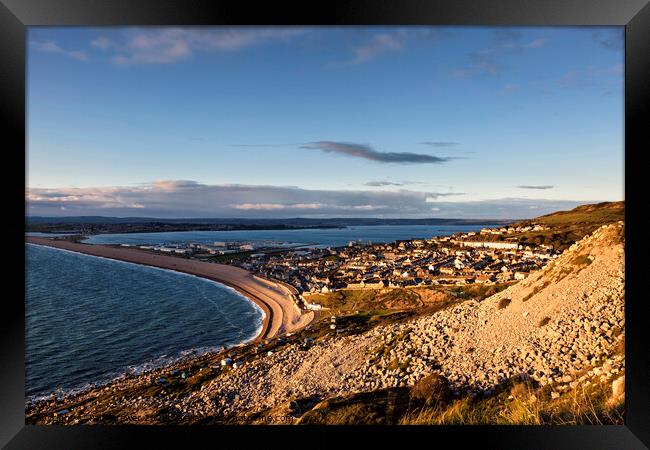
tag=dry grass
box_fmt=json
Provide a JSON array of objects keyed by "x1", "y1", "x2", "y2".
[
  {"x1": 398, "y1": 375, "x2": 624, "y2": 426},
  {"x1": 540, "y1": 380, "x2": 624, "y2": 425},
  {"x1": 410, "y1": 373, "x2": 451, "y2": 406},
  {"x1": 298, "y1": 369, "x2": 625, "y2": 426},
  {"x1": 571, "y1": 254, "x2": 593, "y2": 267},
  {"x1": 507, "y1": 201, "x2": 623, "y2": 252}
]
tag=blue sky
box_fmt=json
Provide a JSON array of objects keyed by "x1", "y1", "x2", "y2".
[{"x1": 26, "y1": 26, "x2": 624, "y2": 219}]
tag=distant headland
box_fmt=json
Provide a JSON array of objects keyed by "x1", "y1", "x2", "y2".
[{"x1": 26, "y1": 216, "x2": 512, "y2": 235}]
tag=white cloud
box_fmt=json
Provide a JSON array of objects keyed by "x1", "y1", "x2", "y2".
[
  {"x1": 31, "y1": 41, "x2": 88, "y2": 61},
  {"x1": 510, "y1": 38, "x2": 547, "y2": 49},
  {"x1": 451, "y1": 32, "x2": 547, "y2": 78},
  {"x1": 351, "y1": 31, "x2": 406, "y2": 64},
  {"x1": 92, "y1": 28, "x2": 307, "y2": 65},
  {"x1": 344, "y1": 28, "x2": 449, "y2": 65},
  {"x1": 90, "y1": 36, "x2": 115, "y2": 50}
]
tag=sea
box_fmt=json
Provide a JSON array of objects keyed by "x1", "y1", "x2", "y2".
[
  {"x1": 26, "y1": 224, "x2": 494, "y2": 400},
  {"x1": 81, "y1": 224, "x2": 496, "y2": 247},
  {"x1": 25, "y1": 244, "x2": 263, "y2": 400}
]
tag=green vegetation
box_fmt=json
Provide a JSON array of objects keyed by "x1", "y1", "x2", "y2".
[
  {"x1": 369, "y1": 328, "x2": 413, "y2": 364},
  {"x1": 553, "y1": 266, "x2": 574, "y2": 284},
  {"x1": 522, "y1": 281, "x2": 551, "y2": 302},
  {"x1": 308, "y1": 288, "x2": 422, "y2": 312},
  {"x1": 303, "y1": 283, "x2": 513, "y2": 342},
  {"x1": 570, "y1": 254, "x2": 593, "y2": 275},
  {"x1": 572, "y1": 254, "x2": 592, "y2": 265},
  {"x1": 309, "y1": 283, "x2": 512, "y2": 318},
  {"x1": 297, "y1": 387, "x2": 412, "y2": 425},
  {"x1": 535, "y1": 202, "x2": 623, "y2": 226},
  {"x1": 287, "y1": 308, "x2": 420, "y2": 344},
  {"x1": 206, "y1": 251, "x2": 254, "y2": 263},
  {"x1": 410, "y1": 373, "x2": 451, "y2": 406},
  {"x1": 297, "y1": 372, "x2": 624, "y2": 425},
  {"x1": 406, "y1": 375, "x2": 624, "y2": 425},
  {"x1": 510, "y1": 201, "x2": 623, "y2": 252},
  {"x1": 445, "y1": 283, "x2": 510, "y2": 301},
  {"x1": 497, "y1": 298, "x2": 512, "y2": 309}
]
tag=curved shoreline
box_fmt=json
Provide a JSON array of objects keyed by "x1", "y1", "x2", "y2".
[
  {"x1": 27, "y1": 242, "x2": 266, "y2": 344},
  {"x1": 26, "y1": 237, "x2": 314, "y2": 342}
]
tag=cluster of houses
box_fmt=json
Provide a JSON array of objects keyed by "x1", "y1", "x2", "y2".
[
  {"x1": 478, "y1": 224, "x2": 548, "y2": 235},
  {"x1": 121, "y1": 241, "x2": 261, "y2": 256},
  {"x1": 125, "y1": 223, "x2": 558, "y2": 311},
  {"x1": 234, "y1": 228, "x2": 558, "y2": 300}
]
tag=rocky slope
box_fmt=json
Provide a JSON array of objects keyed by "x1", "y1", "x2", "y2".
[
  {"x1": 27, "y1": 222, "x2": 625, "y2": 424},
  {"x1": 169, "y1": 221, "x2": 625, "y2": 421}
]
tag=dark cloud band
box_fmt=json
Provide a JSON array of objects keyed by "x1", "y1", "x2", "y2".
[
  {"x1": 364, "y1": 181, "x2": 404, "y2": 187},
  {"x1": 419, "y1": 141, "x2": 459, "y2": 147},
  {"x1": 517, "y1": 185, "x2": 555, "y2": 190},
  {"x1": 302, "y1": 141, "x2": 452, "y2": 164}
]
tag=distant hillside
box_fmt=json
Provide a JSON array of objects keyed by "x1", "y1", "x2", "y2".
[
  {"x1": 26, "y1": 216, "x2": 507, "y2": 225},
  {"x1": 25, "y1": 216, "x2": 508, "y2": 234},
  {"x1": 527, "y1": 201, "x2": 624, "y2": 228},
  {"x1": 505, "y1": 201, "x2": 624, "y2": 252}
]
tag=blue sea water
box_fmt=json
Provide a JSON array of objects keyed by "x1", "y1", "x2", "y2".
[
  {"x1": 25, "y1": 244, "x2": 263, "y2": 399},
  {"x1": 82, "y1": 224, "x2": 496, "y2": 247}
]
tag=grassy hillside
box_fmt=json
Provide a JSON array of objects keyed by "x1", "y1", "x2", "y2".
[
  {"x1": 530, "y1": 201, "x2": 624, "y2": 226},
  {"x1": 297, "y1": 371, "x2": 624, "y2": 425},
  {"x1": 508, "y1": 201, "x2": 623, "y2": 252},
  {"x1": 305, "y1": 283, "x2": 510, "y2": 317}
]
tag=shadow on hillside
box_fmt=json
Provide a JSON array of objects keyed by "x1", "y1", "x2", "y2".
[
  {"x1": 295, "y1": 372, "x2": 546, "y2": 425},
  {"x1": 297, "y1": 387, "x2": 412, "y2": 425}
]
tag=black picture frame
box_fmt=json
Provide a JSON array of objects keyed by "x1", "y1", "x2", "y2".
[{"x1": 2, "y1": 0, "x2": 649, "y2": 448}]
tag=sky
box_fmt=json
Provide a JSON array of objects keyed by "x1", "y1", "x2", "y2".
[{"x1": 26, "y1": 26, "x2": 624, "y2": 219}]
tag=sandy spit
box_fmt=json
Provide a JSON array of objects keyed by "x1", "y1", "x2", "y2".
[{"x1": 26, "y1": 237, "x2": 315, "y2": 341}]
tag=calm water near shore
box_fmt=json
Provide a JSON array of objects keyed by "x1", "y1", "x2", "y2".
[
  {"x1": 26, "y1": 244, "x2": 263, "y2": 399},
  {"x1": 82, "y1": 224, "x2": 496, "y2": 247}
]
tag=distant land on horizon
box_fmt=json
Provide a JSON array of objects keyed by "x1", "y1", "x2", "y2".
[
  {"x1": 25, "y1": 202, "x2": 623, "y2": 236},
  {"x1": 26, "y1": 216, "x2": 513, "y2": 225},
  {"x1": 27, "y1": 201, "x2": 622, "y2": 228},
  {"x1": 25, "y1": 216, "x2": 513, "y2": 235}
]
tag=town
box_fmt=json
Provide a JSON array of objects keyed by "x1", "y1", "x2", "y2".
[
  {"x1": 245, "y1": 224, "x2": 556, "y2": 308},
  {"x1": 122, "y1": 223, "x2": 557, "y2": 311}
]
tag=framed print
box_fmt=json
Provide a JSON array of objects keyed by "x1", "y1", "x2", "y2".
[{"x1": 2, "y1": 0, "x2": 649, "y2": 448}]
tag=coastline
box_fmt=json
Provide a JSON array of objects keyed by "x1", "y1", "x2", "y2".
[{"x1": 26, "y1": 237, "x2": 315, "y2": 342}]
